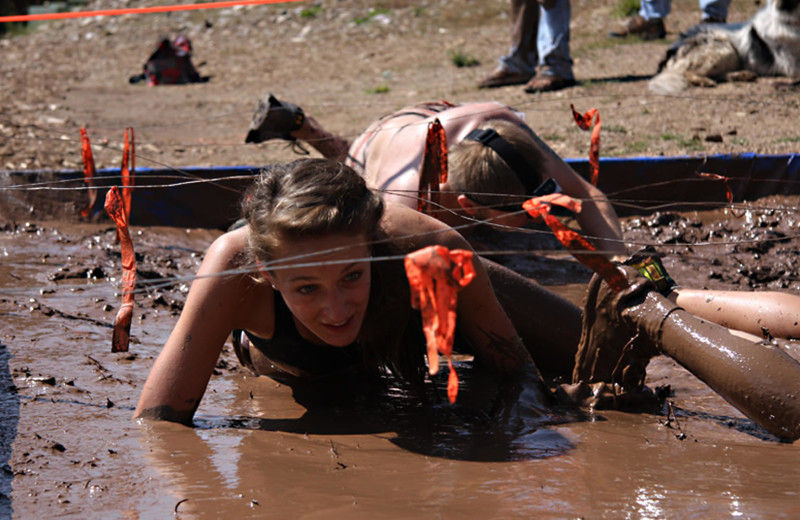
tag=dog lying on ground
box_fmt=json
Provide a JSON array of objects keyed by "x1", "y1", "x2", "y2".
[{"x1": 649, "y1": 0, "x2": 800, "y2": 94}]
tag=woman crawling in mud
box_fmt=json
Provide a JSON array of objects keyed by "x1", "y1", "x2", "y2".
[{"x1": 134, "y1": 158, "x2": 800, "y2": 441}]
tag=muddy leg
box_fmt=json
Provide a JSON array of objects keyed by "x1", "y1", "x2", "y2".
[
  {"x1": 480, "y1": 258, "x2": 581, "y2": 379},
  {"x1": 584, "y1": 266, "x2": 800, "y2": 440},
  {"x1": 246, "y1": 93, "x2": 350, "y2": 161},
  {"x1": 650, "y1": 304, "x2": 800, "y2": 440},
  {"x1": 291, "y1": 114, "x2": 351, "y2": 162},
  {"x1": 772, "y1": 338, "x2": 800, "y2": 364}
]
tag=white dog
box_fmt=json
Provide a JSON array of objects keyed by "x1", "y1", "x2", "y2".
[{"x1": 649, "y1": 0, "x2": 800, "y2": 94}]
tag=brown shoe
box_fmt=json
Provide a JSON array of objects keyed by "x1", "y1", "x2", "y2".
[
  {"x1": 609, "y1": 15, "x2": 666, "y2": 40},
  {"x1": 245, "y1": 93, "x2": 305, "y2": 144},
  {"x1": 523, "y1": 73, "x2": 576, "y2": 93},
  {"x1": 477, "y1": 68, "x2": 532, "y2": 89}
]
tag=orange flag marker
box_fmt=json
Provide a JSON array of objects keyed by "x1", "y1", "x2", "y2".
[
  {"x1": 417, "y1": 118, "x2": 448, "y2": 214},
  {"x1": 79, "y1": 128, "x2": 97, "y2": 218},
  {"x1": 698, "y1": 172, "x2": 733, "y2": 204},
  {"x1": 405, "y1": 245, "x2": 476, "y2": 403},
  {"x1": 120, "y1": 127, "x2": 135, "y2": 222},
  {"x1": 105, "y1": 186, "x2": 137, "y2": 353},
  {"x1": 523, "y1": 194, "x2": 628, "y2": 292},
  {"x1": 570, "y1": 105, "x2": 601, "y2": 187}
]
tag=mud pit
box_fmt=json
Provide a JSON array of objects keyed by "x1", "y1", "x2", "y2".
[
  {"x1": 3, "y1": 0, "x2": 800, "y2": 516},
  {"x1": 2, "y1": 195, "x2": 800, "y2": 519}
]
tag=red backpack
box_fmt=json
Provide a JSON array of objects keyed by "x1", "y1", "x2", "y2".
[{"x1": 130, "y1": 35, "x2": 206, "y2": 85}]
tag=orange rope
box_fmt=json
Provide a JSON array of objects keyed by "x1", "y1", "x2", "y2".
[
  {"x1": 523, "y1": 194, "x2": 628, "y2": 292},
  {"x1": 698, "y1": 172, "x2": 733, "y2": 204},
  {"x1": 120, "y1": 128, "x2": 135, "y2": 223},
  {"x1": 0, "y1": 0, "x2": 306, "y2": 23}
]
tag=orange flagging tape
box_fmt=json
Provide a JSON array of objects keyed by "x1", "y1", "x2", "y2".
[
  {"x1": 405, "y1": 245, "x2": 476, "y2": 403},
  {"x1": 79, "y1": 128, "x2": 97, "y2": 218},
  {"x1": 523, "y1": 195, "x2": 628, "y2": 292},
  {"x1": 417, "y1": 118, "x2": 448, "y2": 214},
  {"x1": 0, "y1": 0, "x2": 306, "y2": 22},
  {"x1": 105, "y1": 186, "x2": 137, "y2": 353},
  {"x1": 570, "y1": 104, "x2": 601, "y2": 187},
  {"x1": 698, "y1": 172, "x2": 733, "y2": 203},
  {"x1": 120, "y1": 127, "x2": 135, "y2": 223}
]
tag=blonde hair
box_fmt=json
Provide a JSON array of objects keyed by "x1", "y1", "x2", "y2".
[{"x1": 448, "y1": 118, "x2": 546, "y2": 206}]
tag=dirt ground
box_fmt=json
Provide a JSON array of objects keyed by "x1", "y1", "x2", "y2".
[
  {"x1": 3, "y1": 0, "x2": 800, "y2": 519},
  {"x1": 1, "y1": 0, "x2": 799, "y2": 174}
]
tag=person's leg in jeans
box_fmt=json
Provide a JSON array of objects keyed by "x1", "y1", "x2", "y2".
[
  {"x1": 478, "y1": 0, "x2": 539, "y2": 88},
  {"x1": 524, "y1": 0, "x2": 575, "y2": 92},
  {"x1": 699, "y1": 0, "x2": 730, "y2": 22},
  {"x1": 639, "y1": 0, "x2": 671, "y2": 21}
]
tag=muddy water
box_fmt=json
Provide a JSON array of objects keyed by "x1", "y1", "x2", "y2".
[{"x1": 2, "y1": 198, "x2": 800, "y2": 519}]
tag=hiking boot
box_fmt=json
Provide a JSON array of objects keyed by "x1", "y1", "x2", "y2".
[
  {"x1": 523, "y1": 72, "x2": 577, "y2": 93},
  {"x1": 477, "y1": 68, "x2": 532, "y2": 89},
  {"x1": 609, "y1": 15, "x2": 666, "y2": 40},
  {"x1": 245, "y1": 93, "x2": 305, "y2": 144}
]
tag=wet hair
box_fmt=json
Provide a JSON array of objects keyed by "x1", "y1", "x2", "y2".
[
  {"x1": 242, "y1": 158, "x2": 384, "y2": 264},
  {"x1": 448, "y1": 118, "x2": 546, "y2": 207}
]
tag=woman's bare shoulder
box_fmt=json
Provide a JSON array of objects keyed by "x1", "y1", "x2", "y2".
[
  {"x1": 382, "y1": 202, "x2": 441, "y2": 230},
  {"x1": 187, "y1": 225, "x2": 267, "y2": 327},
  {"x1": 200, "y1": 226, "x2": 251, "y2": 275},
  {"x1": 380, "y1": 203, "x2": 468, "y2": 251}
]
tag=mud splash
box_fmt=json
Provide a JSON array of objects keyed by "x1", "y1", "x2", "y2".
[{"x1": 2, "y1": 197, "x2": 800, "y2": 518}]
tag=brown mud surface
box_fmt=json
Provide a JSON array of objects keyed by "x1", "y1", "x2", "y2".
[
  {"x1": 2, "y1": 198, "x2": 800, "y2": 519},
  {"x1": 2, "y1": 0, "x2": 800, "y2": 518}
]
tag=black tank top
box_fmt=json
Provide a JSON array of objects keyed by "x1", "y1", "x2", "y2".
[{"x1": 233, "y1": 292, "x2": 363, "y2": 382}]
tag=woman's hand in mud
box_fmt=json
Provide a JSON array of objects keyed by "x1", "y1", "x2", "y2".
[{"x1": 491, "y1": 362, "x2": 558, "y2": 425}]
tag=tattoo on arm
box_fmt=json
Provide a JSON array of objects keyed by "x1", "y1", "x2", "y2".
[{"x1": 181, "y1": 334, "x2": 192, "y2": 351}]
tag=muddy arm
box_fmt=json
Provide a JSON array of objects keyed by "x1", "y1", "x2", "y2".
[
  {"x1": 571, "y1": 181, "x2": 626, "y2": 258},
  {"x1": 546, "y1": 162, "x2": 625, "y2": 257},
  {"x1": 134, "y1": 230, "x2": 258, "y2": 425},
  {"x1": 480, "y1": 257, "x2": 581, "y2": 378},
  {"x1": 576, "y1": 266, "x2": 800, "y2": 440},
  {"x1": 526, "y1": 127, "x2": 626, "y2": 258}
]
